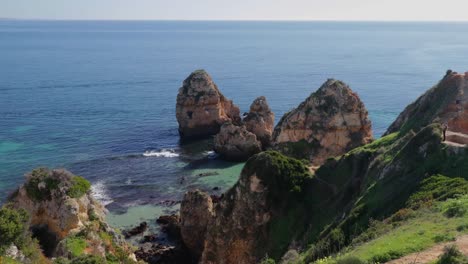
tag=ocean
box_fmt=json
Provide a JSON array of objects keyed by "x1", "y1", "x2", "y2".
[{"x1": 1, "y1": 20, "x2": 468, "y2": 228}]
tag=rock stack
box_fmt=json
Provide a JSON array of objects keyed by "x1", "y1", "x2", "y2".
[
  {"x1": 272, "y1": 79, "x2": 373, "y2": 165},
  {"x1": 176, "y1": 70, "x2": 241, "y2": 139}
]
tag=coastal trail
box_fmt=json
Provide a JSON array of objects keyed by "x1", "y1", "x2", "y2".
[{"x1": 385, "y1": 235, "x2": 468, "y2": 264}]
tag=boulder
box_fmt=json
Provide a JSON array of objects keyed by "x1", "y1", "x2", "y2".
[
  {"x1": 213, "y1": 122, "x2": 262, "y2": 161},
  {"x1": 180, "y1": 190, "x2": 214, "y2": 260},
  {"x1": 272, "y1": 79, "x2": 373, "y2": 165},
  {"x1": 176, "y1": 70, "x2": 241, "y2": 139},
  {"x1": 244, "y1": 96, "x2": 275, "y2": 147}
]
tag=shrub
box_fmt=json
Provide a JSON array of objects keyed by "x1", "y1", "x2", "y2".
[
  {"x1": 25, "y1": 168, "x2": 60, "y2": 201},
  {"x1": 456, "y1": 224, "x2": 468, "y2": 232},
  {"x1": 70, "y1": 255, "x2": 106, "y2": 264},
  {"x1": 408, "y1": 175, "x2": 468, "y2": 209},
  {"x1": 444, "y1": 200, "x2": 467, "y2": 218},
  {"x1": 65, "y1": 236, "x2": 87, "y2": 257},
  {"x1": 388, "y1": 208, "x2": 414, "y2": 223},
  {"x1": 336, "y1": 256, "x2": 365, "y2": 264},
  {"x1": 433, "y1": 234, "x2": 456, "y2": 243},
  {"x1": 0, "y1": 205, "x2": 29, "y2": 254},
  {"x1": 259, "y1": 256, "x2": 276, "y2": 264},
  {"x1": 67, "y1": 176, "x2": 91, "y2": 198},
  {"x1": 435, "y1": 245, "x2": 468, "y2": 264},
  {"x1": 370, "y1": 250, "x2": 403, "y2": 263}
]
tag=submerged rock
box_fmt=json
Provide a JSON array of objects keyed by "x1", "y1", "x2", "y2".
[
  {"x1": 244, "y1": 96, "x2": 275, "y2": 147},
  {"x1": 213, "y1": 122, "x2": 262, "y2": 161},
  {"x1": 272, "y1": 79, "x2": 373, "y2": 165},
  {"x1": 176, "y1": 70, "x2": 241, "y2": 139},
  {"x1": 123, "y1": 221, "x2": 148, "y2": 238}
]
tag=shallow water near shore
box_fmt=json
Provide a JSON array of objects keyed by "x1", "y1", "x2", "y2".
[{"x1": 2, "y1": 20, "x2": 468, "y2": 231}]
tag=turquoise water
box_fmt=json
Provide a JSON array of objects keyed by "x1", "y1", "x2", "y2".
[{"x1": 2, "y1": 21, "x2": 468, "y2": 221}]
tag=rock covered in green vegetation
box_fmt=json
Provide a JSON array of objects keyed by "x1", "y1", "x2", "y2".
[
  {"x1": 176, "y1": 69, "x2": 241, "y2": 139},
  {"x1": 180, "y1": 151, "x2": 314, "y2": 264},
  {"x1": 386, "y1": 71, "x2": 468, "y2": 136},
  {"x1": 272, "y1": 79, "x2": 373, "y2": 165},
  {"x1": 5, "y1": 168, "x2": 136, "y2": 263}
]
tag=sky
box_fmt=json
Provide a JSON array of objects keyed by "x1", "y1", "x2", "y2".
[{"x1": 1, "y1": 0, "x2": 468, "y2": 21}]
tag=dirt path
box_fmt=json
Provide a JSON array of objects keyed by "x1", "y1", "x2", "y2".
[{"x1": 386, "y1": 235, "x2": 468, "y2": 264}]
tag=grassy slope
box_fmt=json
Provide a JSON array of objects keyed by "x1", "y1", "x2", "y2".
[
  {"x1": 313, "y1": 195, "x2": 468, "y2": 264},
  {"x1": 290, "y1": 123, "x2": 468, "y2": 263}
]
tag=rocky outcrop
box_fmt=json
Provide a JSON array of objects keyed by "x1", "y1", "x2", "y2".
[
  {"x1": 9, "y1": 168, "x2": 135, "y2": 261},
  {"x1": 176, "y1": 70, "x2": 241, "y2": 139},
  {"x1": 11, "y1": 168, "x2": 105, "y2": 240},
  {"x1": 180, "y1": 152, "x2": 313, "y2": 264},
  {"x1": 180, "y1": 190, "x2": 214, "y2": 260},
  {"x1": 272, "y1": 79, "x2": 373, "y2": 165},
  {"x1": 385, "y1": 70, "x2": 468, "y2": 137},
  {"x1": 213, "y1": 123, "x2": 262, "y2": 161},
  {"x1": 244, "y1": 96, "x2": 275, "y2": 147}
]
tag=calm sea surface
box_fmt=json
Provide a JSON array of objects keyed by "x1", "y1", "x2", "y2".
[{"x1": 1, "y1": 20, "x2": 468, "y2": 227}]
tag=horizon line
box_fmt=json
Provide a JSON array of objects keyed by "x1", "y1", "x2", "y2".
[{"x1": 2, "y1": 18, "x2": 468, "y2": 23}]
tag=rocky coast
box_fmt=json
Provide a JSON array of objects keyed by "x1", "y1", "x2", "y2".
[{"x1": 1, "y1": 70, "x2": 468, "y2": 264}]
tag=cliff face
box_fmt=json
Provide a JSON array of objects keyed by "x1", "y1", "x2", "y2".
[
  {"x1": 176, "y1": 70, "x2": 241, "y2": 139},
  {"x1": 386, "y1": 71, "x2": 468, "y2": 136},
  {"x1": 180, "y1": 73, "x2": 468, "y2": 264},
  {"x1": 180, "y1": 190, "x2": 214, "y2": 259},
  {"x1": 181, "y1": 151, "x2": 314, "y2": 264},
  {"x1": 272, "y1": 79, "x2": 373, "y2": 165},
  {"x1": 9, "y1": 168, "x2": 134, "y2": 261}
]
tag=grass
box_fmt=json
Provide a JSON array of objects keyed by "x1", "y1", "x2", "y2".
[
  {"x1": 313, "y1": 195, "x2": 468, "y2": 263},
  {"x1": 65, "y1": 237, "x2": 87, "y2": 257}
]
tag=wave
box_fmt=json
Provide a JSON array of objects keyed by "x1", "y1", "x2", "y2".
[
  {"x1": 205, "y1": 150, "x2": 219, "y2": 159},
  {"x1": 143, "y1": 149, "x2": 179, "y2": 158},
  {"x1": 91, "y1": 181, "x2": 114, "y2": 206}
]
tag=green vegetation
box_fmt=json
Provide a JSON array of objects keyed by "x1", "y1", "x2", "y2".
[
  {"x1": 306, "y1": 195, "x2": 468, "y2": 264},
  {"x1": 408, "y1": 175, "x2": 468, "y2": 208},
  {"x1": 65, "y1": 236, "x2": 87, "y2": 257},
  {"x1": 69, "y1": 255, "x2": 106, "y2": 264},
  {"x1": 0, "y1": 205, "x2": 28, "y2": 254},
  {"x1": 246, "y1": 151, "x2": 313, "y2": 201},
  {"x1": 435, "y1": 245, "x2": 468, "y2": 264},
  {"x1": 67, "y1": 176, "x2": 91, "y2": 198},
  {"x1": 25, "y1": 168, "x2": 60, "y2": 201}
]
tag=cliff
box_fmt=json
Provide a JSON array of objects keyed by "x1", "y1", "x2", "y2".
[
  {"x1": 180, "y1": 72, "x2": 468, "y2": 264},
  {"x1": 272, "y1": 79, "x2": 373, "y2": 165},
  {"x1": 386, "y1": 71, "x2": 468, "y2": 137}
]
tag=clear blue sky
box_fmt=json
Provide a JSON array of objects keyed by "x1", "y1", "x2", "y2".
[{"x1": 2, "y1": 0, "x2": 468, "y2": 21}]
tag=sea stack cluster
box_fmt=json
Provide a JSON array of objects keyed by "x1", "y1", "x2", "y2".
[
  {"x1": 176, "y1": 70, "x2": 373, "y2": 163},
  {"x1": 176, "y1": 70, "x2": 275, "y2": 161}
]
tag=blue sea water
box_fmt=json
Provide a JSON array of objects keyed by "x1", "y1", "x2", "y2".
[{"x1": 1, "y1": 20, "x2": 468, "y2": 225}]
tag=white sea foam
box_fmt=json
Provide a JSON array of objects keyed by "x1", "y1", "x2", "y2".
[
  {"x1": 205, "y1": 150, "x2": 218, "y2": 159},
  {"x1": 143, "y1": 149, "x2": 179, "y2": 158},
  {"x1": 91, "y1": 181, "x2": 114, "y2": 206}
]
